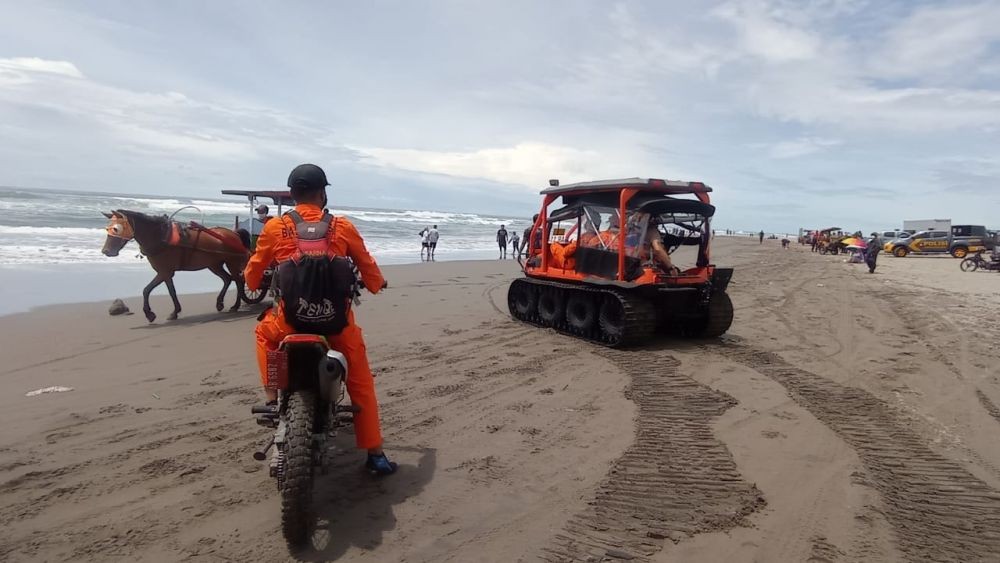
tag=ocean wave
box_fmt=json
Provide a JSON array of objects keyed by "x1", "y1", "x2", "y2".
[
  {"x1": 344, "y1": 209, "x2": 520, "y2": 226},
  {"x1": 0, "y1": 225, "x2": 106, "y2": 236},
  {"x1": 1, "y1": 190, "x2": 528, "y2": 266},
  {"x1": 0, "y1": 237, "x2": 503, "y2": 265},
  {"x1": 0, "y1": 244, "x2": 146, "y2": 265},
  {"x1": 110, "y1": 196, "x2": 251, "y2": 217}
]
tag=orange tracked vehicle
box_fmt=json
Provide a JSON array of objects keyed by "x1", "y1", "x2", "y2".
[{"x1": 507, "y1": 177, "x2": 733, "y2": 346}]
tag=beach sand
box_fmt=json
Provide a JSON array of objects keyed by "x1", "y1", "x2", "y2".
[{"x1": 3, "y1": 238, "x2": 1000, "y2": 562}]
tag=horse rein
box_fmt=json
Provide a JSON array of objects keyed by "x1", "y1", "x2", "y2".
[{"x1": 105, "y1": 214, "x2": 247, "y2": 257}]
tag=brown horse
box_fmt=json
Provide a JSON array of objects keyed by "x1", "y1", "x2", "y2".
[{"x1": 101, "y1": 209, "x2": 251, "y2": 322}]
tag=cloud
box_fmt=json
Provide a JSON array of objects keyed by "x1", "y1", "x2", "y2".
[
  {"x1": 762, "y1": 137, "x2": 842, "y2": 158},
  {"x1": 0, "y1": 56, "x2": 335, "y2": 162},
  {"x1": 713, "y1": 0, "x2": 821, "y2": 62},
  {"x1": 870, "y1": 2, "x2": 1000, "y2": 80},
  {"x1": 1, "y1": 2, "x2": 999, "y2": 230},
  {"x1": 352, "y1": 143, "x2": 604, "y2": 190},
  {"x1": 0, "y1": 57, "x2": 84, "y2": 80}
]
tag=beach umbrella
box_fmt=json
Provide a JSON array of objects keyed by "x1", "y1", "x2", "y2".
[{"x1": 840, "y1": 237, "x2": 866, "y2": 248}]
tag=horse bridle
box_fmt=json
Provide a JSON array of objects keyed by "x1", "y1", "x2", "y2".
[{"x1": 106, "y1": 214, "x2": 135, "y2": 240}]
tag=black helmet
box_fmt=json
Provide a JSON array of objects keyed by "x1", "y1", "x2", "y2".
[{"x1": 287, "y1": 163, "x2": 329, "y2": 192}]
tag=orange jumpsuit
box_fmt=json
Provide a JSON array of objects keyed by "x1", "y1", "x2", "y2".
[
  {"x1": 549, "y1": 241, "x2": 578, "y2": 270},
  {"x1": 596, "y1": 229, "x2": 619, "y2": 249},
  {"x1": 245, "y1": 204, "x2": 386, "y2": 450}
]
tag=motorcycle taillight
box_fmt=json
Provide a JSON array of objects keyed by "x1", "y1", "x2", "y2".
[{"x1": 265, "y1": 349, "x2": 288, "y2": 390}]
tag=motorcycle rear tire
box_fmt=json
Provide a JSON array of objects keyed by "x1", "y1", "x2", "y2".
[
  {"x1": 960, "y1": 258, "x2": 978, "y2": 272},
  {"x1": 281, "y1": 389, "x2": 317, "y2": 551}
]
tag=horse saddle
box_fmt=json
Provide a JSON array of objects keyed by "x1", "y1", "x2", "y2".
[{"x1": 165, "y1": 221, "x2": 199, "y2": 248}]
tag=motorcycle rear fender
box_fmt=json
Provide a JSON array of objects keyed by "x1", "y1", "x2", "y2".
[{"x1": 279, "y1": 334, "x2": 330, "y2": 350}]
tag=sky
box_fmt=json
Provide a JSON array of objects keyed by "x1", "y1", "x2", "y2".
[{"x1": 1, "y1": 0, "x2": 999, "y2": 232}]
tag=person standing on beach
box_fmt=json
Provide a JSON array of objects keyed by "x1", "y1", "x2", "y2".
[
  {"x1": 245, "y1": 163, "x2": 397, "y2": 475},
  {"x1": 419, "y1": 227, "x2": 430, "y2": 261},
  {"x1": 427, "y1": 225, "x2": 439, "y2": 260},
  {"x1": 759, "y1": 230, "x2": 765, "y2": 244},
  {"x1": 520, "y1": 214, "x2": 542, "y2": 256},
  {"x1": 509, "y1": 231, "x2": 520, "y2": 259},
  {"x1": 496, "y1": 224, "x2": 509, "y2": 259},
  {"x1": 866, "y1": 232, "x2": 881, "y2": 274}
]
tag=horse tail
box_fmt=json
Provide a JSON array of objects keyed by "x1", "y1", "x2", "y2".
[{"x1": 236, "y1": 228, "x2": 251, "y2": 250}]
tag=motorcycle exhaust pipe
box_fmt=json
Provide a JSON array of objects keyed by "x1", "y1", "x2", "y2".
[{"x1": 253, "y1": 436, "x2": 274, "y2": 461}]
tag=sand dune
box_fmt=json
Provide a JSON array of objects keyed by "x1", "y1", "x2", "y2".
[{"x1": 2, "y1": 238, "x2": 1000, "y2": 562}]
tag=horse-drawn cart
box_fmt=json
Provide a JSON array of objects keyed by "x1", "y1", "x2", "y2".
[
  {"x1": 817, "y1": 227, "x2": 846, "y2": 255},
  {"x1": 222, "y1": 189, "x2": 294, "y2": 304}
]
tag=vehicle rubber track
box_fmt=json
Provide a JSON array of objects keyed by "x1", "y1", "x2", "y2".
[
  {"x1": 508, "y1": 277, "x2": 656, "y2": 347},
  {"x1": 694, "y1": 291, "x2": 733, "y2": 338}
]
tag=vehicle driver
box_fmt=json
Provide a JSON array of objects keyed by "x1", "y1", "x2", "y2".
[
  {"x1": 635, "y1": 215, "x2": 680, "y2": 275},
  {"x1": 245, "y1": 163, "x2": 397, "y2": 476},
  {"x1": 256, "y1": 204, "x2": 272, "y2": 224}
]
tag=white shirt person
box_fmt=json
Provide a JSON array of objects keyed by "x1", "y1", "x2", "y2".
[{"x1": 427, "y1": 225, "x2": 440, "y2": 260}]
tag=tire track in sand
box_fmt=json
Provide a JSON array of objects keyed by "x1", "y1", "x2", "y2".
[
  {"x1": 542, "y1": 351, "x2": 765, "y2": 562},
  {"x1": 720, "y1": 344, "x2": 1000, "y2": 562}
]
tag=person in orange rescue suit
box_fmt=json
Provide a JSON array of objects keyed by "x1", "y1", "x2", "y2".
[
  {"x1": 579, "y1": 214, "x2": 602, "y2": 248},
  {"x1": 245, "y1": 163, "x2": 397, "y2": 475},
  {"x1": 552, "y1": 214, "x2": 603, "y2": 269},
  {"x1": 595, "y1": 214, "x2": 620, "y2": 248}
]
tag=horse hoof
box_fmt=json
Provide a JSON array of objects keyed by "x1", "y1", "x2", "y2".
[
  {"x1": 145, "y1": 312, "x2": 156, "y2": 323},
  {"x1": 229, "y1": 305, "x2": 240, "y2": 313},
  {"x1": 216, "y1": 302, "x2": 224, "y2": 312},
  {"x1": 168, "y1": 313, "x2": 179, "y2": 321}
]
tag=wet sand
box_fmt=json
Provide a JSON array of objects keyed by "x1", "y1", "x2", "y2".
[{"x1": 2, "y1": 239, "x2": 1000, "y2": 562}]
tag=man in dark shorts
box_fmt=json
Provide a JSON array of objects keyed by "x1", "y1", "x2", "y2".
[
  {"x1": 427, "y1": 225, "x2": 439, "y2": 260},
  {"x1": 497, "y1": 224, "x2": 509, "y2": 259}
]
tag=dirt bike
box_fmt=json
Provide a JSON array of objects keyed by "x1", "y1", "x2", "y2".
[
  {"x1": 251, "y1": 274, "x2": 383, "y2": 551},
  {"x1": 252, "y1": 335, "x2": 356, "y2": 550},
  {"x1": 959, "y1": 250, "x2": 1000, "y2": 272}
]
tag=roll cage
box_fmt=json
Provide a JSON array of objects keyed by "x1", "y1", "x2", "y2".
[{"x1": 526, "y1": 178, "x2": 716, "y2": 283}]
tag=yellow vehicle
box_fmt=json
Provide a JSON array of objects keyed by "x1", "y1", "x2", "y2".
[{"x1": 884, "y1": 228, "x2": 986, "y2": 258}]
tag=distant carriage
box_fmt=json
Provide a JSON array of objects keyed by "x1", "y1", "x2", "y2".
[{"x1": 221, "y1": 189, "x2": 295, "y2": 304}]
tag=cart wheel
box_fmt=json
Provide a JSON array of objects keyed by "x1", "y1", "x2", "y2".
[{"x1": 240, "y1": 270, "x2": 271, "y2": 305}]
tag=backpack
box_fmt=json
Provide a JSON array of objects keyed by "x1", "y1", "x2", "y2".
[{"x1": 276, "y1": 210, "x2": 357, "y2": 335}]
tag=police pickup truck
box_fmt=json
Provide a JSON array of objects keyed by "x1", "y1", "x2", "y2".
[{"x1": 884, "y1": 225, "x2": 990, "y2": 258}]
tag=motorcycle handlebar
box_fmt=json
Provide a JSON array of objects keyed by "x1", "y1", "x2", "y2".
[{"x1": 358, "y1": 280, "x2": 389, "y2": 291}]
